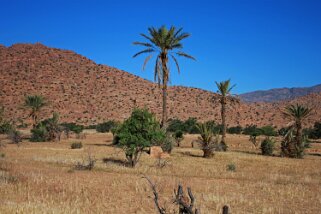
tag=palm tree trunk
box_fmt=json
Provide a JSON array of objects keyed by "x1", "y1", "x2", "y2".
[
  {"x1": 221, "y1": 97, "x2": 227, "y2": 145},
  {"x1": 296, "y1": 121, "x2": 303, "y2": 157},
  {"x1": 162, "y1": 78, "x2": 168, "y2": 128},
  {"x1": 161, "y1": 54, "x2": 168, "y2": 128}
]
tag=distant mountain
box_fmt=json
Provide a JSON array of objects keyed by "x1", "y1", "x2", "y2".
[
  {"x1": 0, "y1": 43, "x2": 320, "y2": 128},
  {"x1": 239, "y1": 84, "x2": 321, "y2": 103}
]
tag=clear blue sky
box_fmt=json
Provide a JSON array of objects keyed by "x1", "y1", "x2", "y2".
[{"x1": 1, "y1": 0, "x2": 321, "y2": 94}]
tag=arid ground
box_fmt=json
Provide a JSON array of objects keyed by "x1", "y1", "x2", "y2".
[{"x1": 0, "y1": 132, "x2": 320, "y2": 214}]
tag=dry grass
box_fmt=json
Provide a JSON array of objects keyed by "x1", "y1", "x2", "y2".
[{"x1": 0, "y1": 132, "x2": 320, "y2": 213}]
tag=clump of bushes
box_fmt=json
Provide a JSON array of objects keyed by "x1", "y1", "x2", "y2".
[
  {"x1": 60, "y1": 122, "x2": 84, "y2": 138},
  {"x1": 260, "y1": 137, "x2": 275, "y2": 156},
  {"x1": 113, "y1": 108, "x2": 165, "y2": 167},
  {"x1": 71, "y1": 142, "x2": 83, "y2": 149},
  {"x1": 95, "y1": 121, "x2": 118, "y2": 133},
  {"x1": 30, "y1": 113, "x2": 62, "y2": 142},
  {"x1": 227, "y1": 126, "x2": 243, "y2": 134}
]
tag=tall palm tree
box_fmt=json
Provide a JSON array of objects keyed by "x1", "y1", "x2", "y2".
[
  {"x1": 133, "y1": 26, "x2": 195, "y2": 127},
  {"x1": 283, "y1": 104, "x2": 312, "y2": 158},
  {"x1": 24, "y1": 95, "x2": 46, "y2": 128},
  {"x1": 215, "y1": 79, "x2": 236, "y2": 150}
]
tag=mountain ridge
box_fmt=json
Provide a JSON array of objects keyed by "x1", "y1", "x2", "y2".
[
  {"x1": 1, "y1": 43, "x2": 320, "y2": 128},
  {"x1": 239, "y1": 84, "x2": 321, "y2": 103}
]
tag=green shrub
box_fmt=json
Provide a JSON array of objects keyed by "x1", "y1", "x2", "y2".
[
  {"x1": 228, "y1": 126, "x2": 243, "y2": 134},
  {"x1": 309, "y1": 122, "x2": 321, "y2": 139},
  {"x1": 71, "y1": 142, "x2": 83, "y2": 149},
  {"x1": 96, "y1": 121, "x2": 117, "y2": 133},
  {"x1": 30, "y1": 113, "x2": 62, "y2": 142},
  {"x1": 173, "y1": 130, "x2": 184, "y2": 147},
  {"x1": 167, "y1": 119, "x2": 185, "y2": 133},
  {"x1": 243, "y1": 125, "x2": 263, "y2": 136},
  {"x1": 161, "y1": 132, "x2": 174, "y2": 153},
  {"x1": 0, "y1": 106, "x2": 13, "y2": 134},
  {"x1": 0, "y1": 122, "x2": 13, "y2": 134},
  {"x1": 60, "y1": 123, "x2": 84, "y2": 134},
  {"x1": 260, "y1": 137, "x2": 275, "y2": 156},
  {"x1": 260, "y1": 125, "x2": 277, "y2": 136},
  {"x1": 30, "y1": 124, "x2": 48, "y2": 142},
  {"x1": 227, "y1": 163, "x2": 236, "y2": 172},
  {"x1": 114, "y1": 108, "x2": 165, "y2": 167},
  {"x1": 8, "y1": 130, "x2": 22, "y2": 144}
]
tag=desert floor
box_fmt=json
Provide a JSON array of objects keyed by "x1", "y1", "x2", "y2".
[{"x1": 0, "y1": 132, "x2": 321, "y2": 214}]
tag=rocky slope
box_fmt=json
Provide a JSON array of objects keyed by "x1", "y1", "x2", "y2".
[
  {"x1": 0, "y1": 43, "x2": 320, "y2": 128},
  {"x1": 240, "y1": 84, "x2": 321, "y2": 103}
]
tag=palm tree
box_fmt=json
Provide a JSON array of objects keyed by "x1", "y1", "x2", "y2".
[
  {"x1": 283, "y1": 104, "x2": 312, "y2": 158},
  {"x1": 215, "y1": 79, "x2": 236, "y2": 151},
  {"x1": 196, "y1": 122, "x2": 220, "y2": 158},
  {"x1": 133, "y1": 26, "x2": 195, "y2": 127},
  {"x1": 24, "y1": 95, "x2": 46, "y2": 128}
]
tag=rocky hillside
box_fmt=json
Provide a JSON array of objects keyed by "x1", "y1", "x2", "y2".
[
  {"x1": 0, "y1": 43, "x2": 320, "y2": 128},
  {"x1": 240, "y1": 84, "x2": 321, "y2": 103}
]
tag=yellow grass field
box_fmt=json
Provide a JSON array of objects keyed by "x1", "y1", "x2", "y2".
[{"x1": 0, "y1": 132, "x2": 321, "y2": 214}]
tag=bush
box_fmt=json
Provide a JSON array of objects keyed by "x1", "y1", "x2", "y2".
[
  {"x1": 0, "y1": 107, "x2": 13, "y2": 134},
  {"x1": 260, "y1": 125, "x2": 277, "y2": 136},
  {"x1": 173, "y1": 130, "x2": 184, "y2": 147},
  {"x1": 161, "y1": 132, "x2": 174, "y2": 153},
  {"x1": 309, "y1": 122, "x2": 321, "y2": 139},
  {"x1": 167, "y1": 119, "x2": 185, "y2": 133},
  {"x1": 167, "y1": 118, "x2": 200, "y2": 134},
  {"x1": 0, "y1": 122, "x2": 13, "y2": 134},
  {"x1": 243, "y1": 125, "x2": 263, "y2": 136},
  {"x1": 114, "y1": 108, "x2": 165, "y2": 167},
  {"x1": 61, "y1": 123, "x2": 84, "y2": 134},
  {"x1": 71, "y1": 142, "x2": 83, "y2": 149},
  {"x1": 30, "y1": 113, "x2": 62, "y2": 142},
  {"x1": 228, "y1": 126, "x2": 243, "y2": 134},
  {"x1": 96, "y1": 121, "x2": 117, "y2": 133},
  {"x1": 260, "y1": 137, "x2": 275, "y2": 156},
  {"x1": 8, "y1": 130, "x2": 22, "y2": 144},
  {"x1": 30, "y1": 124, "x2": 48, "y2": 142},
  {"x1": 227, "y1": 163, "x2": 236, "y2": 172}
]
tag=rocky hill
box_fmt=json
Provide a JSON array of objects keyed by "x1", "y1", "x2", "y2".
[
  {"x1": 0, "y1": 43, "x2": 320, "y2": 128},
  {"x1": 240, "y1": 84, "x2": 321, "y2": 103}
]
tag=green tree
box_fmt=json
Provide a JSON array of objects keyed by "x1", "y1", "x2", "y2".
[
  {"x1": 133, "y1": 26, "x2": 195, "y2": 127},
  {"x1": 215, "y1": 79, "x2": 236, "y2": 151},
  {"x1": 114, "y1": 108, "x2": 165, "y2": 167},
  {"x1": 282, "y1": 104, "x2": 312, "y2": 158},
  {"x1": 24, "y1": 95, "x2": 46, "y2": 128}
]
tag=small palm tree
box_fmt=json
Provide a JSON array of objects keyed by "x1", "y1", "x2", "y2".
[
  {"x1": 215, "y1": 79, "x2": 236, "y2": 151},
  {"x1": 24, "y1": 95, "x2": 46, "y2": 128},
  {"x1": 282, "y1": 104, "x2": 312, "y2": 158},
  {"x1": 133, "y1": 26, "x2": 195, "y2": 127},
  {"x1": 196, "y1": 122, "x2": 219, "y2": 158}
]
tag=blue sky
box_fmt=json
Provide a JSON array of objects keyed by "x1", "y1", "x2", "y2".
[{"x1": 1, "y1": 0, "x2": 321, "y2": 94}]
